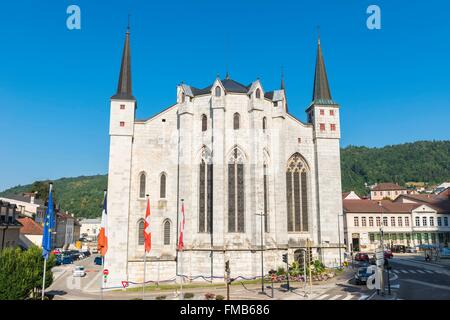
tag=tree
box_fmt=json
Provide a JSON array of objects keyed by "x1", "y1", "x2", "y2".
[{"x1": 0, "y1": 247, "x2": 55, "y2": 300}]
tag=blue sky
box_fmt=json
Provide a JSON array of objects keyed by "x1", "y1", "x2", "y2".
[{"x1": 0, "y1": 0, "x2": 449, "y2": 190}]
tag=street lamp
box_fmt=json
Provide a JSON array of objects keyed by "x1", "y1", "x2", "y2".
[
  {"x1": 256, "y1": 212, "x2": 266, "y2": 294},
  {"x1": 337, "y1": 213, "x2": 343, "y2": 268},
  {"x1": 378, "y1": 201, "x2": 385, "y2": 296}
]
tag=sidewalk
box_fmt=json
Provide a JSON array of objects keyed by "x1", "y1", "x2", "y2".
[{"x1": 81, "y1": 268, "x2": 356, "y2": 300}]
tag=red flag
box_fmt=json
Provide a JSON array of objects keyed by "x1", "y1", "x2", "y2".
[
  {"x1": 178, "y1": 201, "x2": 185, "y2": 251},
  {"x1": 97, "y1": 191, "x2": 108, "y2": 256},
  {"x1": 144, "y1": 197, "x2": 151, "y2": 253}
]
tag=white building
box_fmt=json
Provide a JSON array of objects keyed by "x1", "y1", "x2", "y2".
[
  {"x1": 0, "y1": 193, "x2": 45, "y2": 221},
  {"x1": 79, "y1": 218, "x2": 101, "y2": 240},
  {"x1": 343, "y1": 194, "x2": 450, "y2": 252},
  {"x1": 105, "y1": 29, "x2": 344, "y2": 287}
]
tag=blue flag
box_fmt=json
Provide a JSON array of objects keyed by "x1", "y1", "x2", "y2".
[{"x1": 42, "y1": 184, "x2": 55, "y2": 260}]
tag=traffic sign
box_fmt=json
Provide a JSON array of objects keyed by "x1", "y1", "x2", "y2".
[
  {"x1": 121, "y1": 281, "x2": 129, "y2": 288},
  {"x1": 103, "y1": 269, "x2": 109, "y2": 276}
]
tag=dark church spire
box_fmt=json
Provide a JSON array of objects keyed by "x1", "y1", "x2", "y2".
[
  {"x1": 312, "y1": 35, "x2": 333, "y2": 104},
  {"x1": 112, "y1": 25, "x2": 134, "y2": 100},
  {"x1": 280, "y1": 66, "x2": 285, "y2": 90}
]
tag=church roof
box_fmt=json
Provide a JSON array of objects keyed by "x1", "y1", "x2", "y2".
[
  {"x1": 111, "y1": 29, "x2": 135, "y2": 100},
  {"x1": 189, "y1": 78, "x2": 251, "y2": 96},
  {"x1": 312, "y1": 37, "x2": 335, "y2": 105}
]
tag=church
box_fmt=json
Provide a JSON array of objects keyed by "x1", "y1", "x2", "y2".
[{"x1": 104, "y1": 28, "x2": 344, "y2": 287}]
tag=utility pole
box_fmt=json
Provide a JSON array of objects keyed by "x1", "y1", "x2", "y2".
[
  {"x1": 225, "y1": 260, "x2": 231, "y2": 300},
  {"x1": 379, "y1": 201, "x2": 385, "y2": 296},
  {"x1": 282, "y1": 253, "x2": 289, "y2": 291},
  {"x1": 337, "y1": 214, "x2": 343, "y2": 268}
]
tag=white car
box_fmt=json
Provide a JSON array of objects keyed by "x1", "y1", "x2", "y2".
[{"x1": 73, "y1": 266, "x2": 86, "y2": 277}]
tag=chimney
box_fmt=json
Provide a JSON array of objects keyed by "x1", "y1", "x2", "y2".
[{"x1": 30, "y1": 191, "x2": 37, "y2": 204}]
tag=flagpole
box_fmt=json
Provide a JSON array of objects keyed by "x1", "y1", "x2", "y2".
[
  {"x1": 42, "y1": 259, "x2": 47, "y2": 300},
  {"x1": 99, "y1": 190, "x2": 107, "y2": 300},
  {"x1": 100, "y1": 256, "x2": 104, "y2": 300},
  {"x1": 143, "y1": 194, "x2": 150, "y2": 300},
  {"x1": 179, "y1": 199, "x2": 184, "y2": 299},
  {"x1": 41, "y1": 182, "x2": 53, "y2": 301},
  {"x1": 143, "y1": 252, "x2": 147, "y2": 299}
]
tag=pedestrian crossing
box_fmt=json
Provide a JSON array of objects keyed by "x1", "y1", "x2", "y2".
[
  {"x1": 392, "y1": 269, "x2": 443, "y2": 275},
  {"x1": 314, "y1": 293, "x2": 363, "y2": 301}
]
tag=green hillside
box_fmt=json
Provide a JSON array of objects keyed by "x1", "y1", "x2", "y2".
[{"x1": 1, "y1": 141, "x2": 449, "y2": 219}]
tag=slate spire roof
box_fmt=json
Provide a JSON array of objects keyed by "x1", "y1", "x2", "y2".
[
  {"x1": 111, "y1": 27, "x2": 135, "y2": 100},
  {"x1": 312, "y1": 36, "x2": 334, "y2": 104}
]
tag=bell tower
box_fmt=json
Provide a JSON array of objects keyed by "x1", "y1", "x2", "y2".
[
  {"x1": 306, "y1": 36, "x2": 343, "y2": 266},
  {"x1": 105, "y1": 26, "x2": 136, "y2": 287}
]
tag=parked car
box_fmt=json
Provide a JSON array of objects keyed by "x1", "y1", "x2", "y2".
[
  {"x1": 73, "y1": 266, "x2": 86, "y2": 277},
  {"x1": 392, "y1": 245, "x2": 406, "y2": 253},
  {"x1": 355, "y1": 252, "x2": 370, "y2": 262},
  {"x1": 406, "y1": 246, "x2": 417, "y2": 253},
  {"x1": 62, "y1": 255, "x2": 73, "y2": 265},
  {"x1": 82, "y1": 250, "x2": 91, "y2": 257},
  {"x1": 355, "y1": 267, "x2": 375, "y2": 285},
  {"x1": 94, "y1": 256, "x2": 103, "y2": 266}
]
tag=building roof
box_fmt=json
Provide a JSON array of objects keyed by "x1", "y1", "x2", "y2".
[
  {"x1": 111, "y1": 29, "x2": 134, "y2": 100},
  {"x1": 17, "y1": 217, "x2": 43, "y2": 235},
  {"x1": 395, "y1": 194, "x2": 450, "y2": 214},
  {"x1": 371, "y1": 183, "x2": 406, "y2": 191},
  {"x1": 312, "y1": 37, "x2": 334, "y2": 105},
  {"x1": 0, "y1": 193, "x2": 45, "y2": 206},
  {"x1": 79, "y1": 218, "x2": 101, "y2": 224},
  {"x1": 189, "y1": 78, "x2": 251, "y2": 97},
  {"x1": 343, "y1": 199, "x2": 419, "y2": 213}
]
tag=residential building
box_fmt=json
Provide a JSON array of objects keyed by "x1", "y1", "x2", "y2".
[
  {"x1": 343, "y1": 193, "x2": 450, "y2": 252},
  {"x1": 79, "y1": 218, "x2": 101, "y2": 240},
  {"x1": 343, "y1": 191, "x2": 361, "y2": 200},
  {"x1": 54, "y1": 211, "x2": 81, "y2": 249},
  {"x1": 0, "y1": 200, "x2": 22, "y2": 250},
  {"x1": 370, "y1": 183, "x2": 408, "y2": 200},
  {"x1": 0, "y1": 193, "x2": 46, "y2": 221},
  {"x1": 17, "y1": 217, "x2": 43, "y2": 248}
]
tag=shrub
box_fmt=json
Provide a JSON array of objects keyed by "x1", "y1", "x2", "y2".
[
  {"x1": 155, "y1": 295, "x2": 166, "y2": 300},
  {"x1": 216, "y1": 295, "x2": 225, "y2": 300},
  {"x1": 183, "y1": 292, "x2": 194, "y2": 299},
  {"x1": 204, "y1": 292, "x2": 215, "y2": 300},
  {"x1": 0, "y1": 247, "x2": 55, "y2": 300},
  {"x1": 276, "y1": 267, "x2": 286, "y2": 276}
]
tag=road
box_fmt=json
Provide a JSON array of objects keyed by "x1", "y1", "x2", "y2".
[
  {"x1": 47, "y1": 254, "x2": 104, "y2": 300},
  {"x1": 386, "y1": 256, "x2": 450, "y2": 300}
]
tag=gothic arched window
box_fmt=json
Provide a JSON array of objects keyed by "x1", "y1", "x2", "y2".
[
  {"x1": 163, "y1": 220, "x2": 171, "y2": 245},
  {"x1": 199, "y1": 147, "x2": 213, "y2": 233},
  {"x1": 139, "y1": 173, "x2": 146, "y2": 198},
  {"x1": 262, "y1": 117, "x2": 267, "y2": 132},
  {"x1": 201, "y1": 114, "x2": 207, "y2": 132},
  {"x1": 286, "y1": 154, "x2": 309, "y2": 232},
  {"x1": 215, "y1": 86, "x2": 221, "y2": 97},
  {"x1": 181, "y1": 92, "x2": 185, "y2": 103},
  {"x1": 138, "y1": 220, "x2": 145, "y2": 245},
  {"x1": 228, "y1": 147, "x2": 245, "y2": 233},
  {"x1": 256, "y1": 88, "x2": 261, "y2": 99},
  {"x1": 160, "y1": 173, "x2": 167, "y2": 198},
  {"x1": 233, "y1": 113, "x2": 240, "y2": 130}
]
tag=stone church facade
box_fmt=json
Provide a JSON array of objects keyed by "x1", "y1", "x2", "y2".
[{"x1": 104, "y1": 28, "x2": 344, "y2": 287}]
